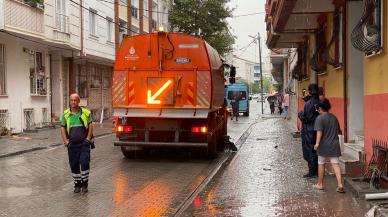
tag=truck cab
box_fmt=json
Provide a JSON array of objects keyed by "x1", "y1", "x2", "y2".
[{"x1": 225, "y1": 83, "x2": 250, "y2": 116}]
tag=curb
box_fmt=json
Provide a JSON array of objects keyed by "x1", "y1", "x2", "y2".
[
  {"x1": 173, "y1": 121, "x2": 255, "y2": 216},
  {"x1": 0, "y1": 132, "x2": 114, "y2": 159}
]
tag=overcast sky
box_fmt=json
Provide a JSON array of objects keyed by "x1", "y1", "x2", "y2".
[{"x1": 227, "y1": 0, "x2": 270, "y2": 64}]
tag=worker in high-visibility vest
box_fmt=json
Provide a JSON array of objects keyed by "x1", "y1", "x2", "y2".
[{"x1": 60, "y1": 93, "x2": 94, "y2": 193}]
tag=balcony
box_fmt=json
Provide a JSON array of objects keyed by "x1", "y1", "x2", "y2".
[
  {"x1": 270, "y1": 52, "x2": 287, "y2": 83},
  {"x1": 4, "y1": 0, "x2": 44, "y2": 36},
  {"x1": 265, "y1": 0, "x2": 338, "y2": 49},
  {"x1": 53, "y1": 13, "x2": 70, "y2": 42}
]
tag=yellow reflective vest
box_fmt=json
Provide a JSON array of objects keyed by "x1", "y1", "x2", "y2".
[{"x1": 63, "y1": 107, "x2": 91, "y2": 134}]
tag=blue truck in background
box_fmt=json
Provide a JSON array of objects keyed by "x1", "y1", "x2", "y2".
[{"x1": 225, "y1": 83, "x2": 250, "y2": 116}]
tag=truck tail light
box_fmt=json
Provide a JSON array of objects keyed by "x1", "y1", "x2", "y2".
[
  {"x1": 191, "y1": 126, "x2": 208, "y2": 133},
  {"x1": 116, "y1": 125, "x2": 133, "y2": 133}
]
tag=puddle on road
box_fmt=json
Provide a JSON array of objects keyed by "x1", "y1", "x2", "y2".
[{"x1": 0, "y1": 187, "x2": 32, "y2": 197}]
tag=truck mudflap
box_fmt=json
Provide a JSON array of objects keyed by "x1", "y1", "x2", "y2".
[{"x1": 114, "y1": 141, "x2": 208, "y2": 147}]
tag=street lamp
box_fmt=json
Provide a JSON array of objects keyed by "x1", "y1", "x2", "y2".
[{"x1": 249, "y1": 33, "x2": 264, "y2": 115}]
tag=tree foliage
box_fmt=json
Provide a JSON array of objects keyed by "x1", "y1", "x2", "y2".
[
  {"x1": 168, "y1": 0, "x2": 235, "y2": 55},
  {"x1": 251, "y1": 77, "x2": 272, "y2": 94}
]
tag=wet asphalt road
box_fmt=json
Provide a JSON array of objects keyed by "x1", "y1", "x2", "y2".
[
  {"x1": 0, "y1": 104, "x2": 258, "y2": 217},
  {"x1": 1, "y1": 102, "x2": 368, "y2": 217},
  {"x1": 182, "y1": 108, "x2": 370, "y2": 217}
]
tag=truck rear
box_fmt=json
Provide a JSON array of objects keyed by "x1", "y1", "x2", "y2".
[{"x1": 112, "y1": 32, "x2": 227, "y2": 157}]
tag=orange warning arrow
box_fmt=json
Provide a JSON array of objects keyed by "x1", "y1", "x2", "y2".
[{"x1": 147, "y1": 80, "x2": 172, "y2": 104}]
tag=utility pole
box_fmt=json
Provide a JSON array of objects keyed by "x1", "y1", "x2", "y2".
[{"x1": 258, "y1": 32, "x2": 264, "y2": 115}]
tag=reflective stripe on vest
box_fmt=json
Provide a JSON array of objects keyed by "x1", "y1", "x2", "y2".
[{"x1": 63, "y1": 107, "x2": 91, "y2": 134}]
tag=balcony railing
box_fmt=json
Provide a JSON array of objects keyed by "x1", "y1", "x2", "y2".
[
  {"x1": 4, "y1": 0, "x2": 44, "y2": 35},
  {"x1": 56, "y1": 13, "x2": 70, "y2": 33}
]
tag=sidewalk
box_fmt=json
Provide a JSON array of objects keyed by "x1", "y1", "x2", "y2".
[
  {"x1": 183, "y1": 116, "x2": 370, "y2": 216},
  {"x1": 0, "y1": 121, "x2": 114, "y2": 158}
]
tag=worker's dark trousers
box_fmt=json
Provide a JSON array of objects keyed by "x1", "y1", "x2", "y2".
[
  {"x1": 68, "y1": 140, "x2": 90, "y2": 187},
  {"x1": 301, "y1": 129, "x2": 318, "y2": 175}
]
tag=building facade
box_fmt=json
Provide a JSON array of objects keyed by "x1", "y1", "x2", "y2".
[
  {"x1": 265, "y1": 0, "x2": 387, "y2": 182},
  {"x1": 0, "y1": 0, "x2": 169, "y2": 134}
]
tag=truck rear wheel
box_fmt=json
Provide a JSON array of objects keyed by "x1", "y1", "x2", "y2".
[
  {"x1": 217, "y1": 111, "x2": 227, "y2": 151},
  {"x1": 121, "y1": 146, "x2": 142, "y2": 158},
  {"x1": 207, "y1": 112, "x2": 218, "y2": 158},
  {"x1": 207, "y1": 134, "x2": 218, "y2": 158}
]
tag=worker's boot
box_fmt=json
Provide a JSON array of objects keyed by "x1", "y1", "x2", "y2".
[
  {"x1": 74, "y1": 181, "x2": 82, "y2": 193},
  {"x1": 82, "y1": 182, "x2": 88, "y2": 193}
]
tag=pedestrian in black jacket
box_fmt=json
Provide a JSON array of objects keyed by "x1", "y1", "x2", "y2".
[{"x1": 298, "y1": 84, "x2": 320, "y2": 178}]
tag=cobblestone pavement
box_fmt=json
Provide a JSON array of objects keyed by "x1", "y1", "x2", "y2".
[
  {"x1": 183, "y1": 116, "x2": 370, "y2": 217},
  {"x1": 0, "y1": 121, "x2": 114, "y2": 158},
  {"x1": 0, "y1": 104, "x2": 257, "y2": 217}
]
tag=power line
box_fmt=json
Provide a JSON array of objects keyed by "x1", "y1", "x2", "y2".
[
  {"x1": 233, "y1": 12, "x2": 265, "y2": 18},
  {"x1": 95, "y1": 0, "x2": 169, "y2": 15},
  {"x1": 68, "y1": 0, "x2": 138, "y2": 34}
]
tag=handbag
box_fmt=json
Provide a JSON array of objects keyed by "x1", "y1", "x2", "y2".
[{"x1": 338, "y1": 134, "x2": 344, "y2": 153}]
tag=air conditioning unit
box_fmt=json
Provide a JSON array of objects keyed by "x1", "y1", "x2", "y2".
[{"x1": 36, "y1": 3, "x2": 44, "y2": 10}]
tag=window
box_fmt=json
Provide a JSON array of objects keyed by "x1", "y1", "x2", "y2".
[
  {"x1": 120, "y1": 0, "x2": 127, "y2": 6},
  {"x1": 131, "y1": 25, "x2": 139, "y2": 35},
  {"x1": 77, "y1": 65, "x2": 88, "y2": 98},
  {"x1": 89, "y1": 8, "x2": 97, "y2": 36},
  {"x1": 151, "y1": 1, "x2": 158, "y2": 30},
  {"x1": 90, "y1": 65, "x2": 101, "y2": 88},
  {"x1": 152, "y1": 1, "x2": 157, "y2": 20},
  {"x1": 29, "y1": 51, "x2": 47, "y2": 95},
  {"x1": 55, "y1": 0, "x2": 69, "y2": 33},
  {"x1": 106, "y1": 17, "x2": 114, "y2": 42},
  {"x1": 152, "y1": 19, "x2": 157, "y2": 31},
  {"x1": 144, "y1": 0, "x2": 148, "y2": 17},
  {"x1": 311, "y1": 15, "x2": 327, "y2": 74},
  {"x1": 227, "y1": 91, "x2": 247, "y2": 100},
  {"x1": 0, "y1": 109, "x2": 8, "y2": 131},
  {"x1": 0, "y1": 44, "x2": 6, "y2": 95},
  {"x1": 131, "y1": 0, "x2": 139, "y2": 19},
  {"x1": 103, "y1": 69, "x2": 112, "y2": 88},
  {"x1": 42, "y1": 108, "x2": 48, "y2": 125},
  {"x1": 24, "y1": 109, "x2": 34, "y2": 130},
  {"x1": 131, "y1": 6, "x2": 138, "y2": 19},
  {"x1": 119, "y1": 19, "x2": 127, "y2": 44}
]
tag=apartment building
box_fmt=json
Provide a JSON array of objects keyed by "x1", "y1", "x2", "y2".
[
  {"x1": 265, "y1": 0, "x2": 387, "y2": 184},
  {"x1": 0, "y1": 0, "x2": 169, "y2": 133}
]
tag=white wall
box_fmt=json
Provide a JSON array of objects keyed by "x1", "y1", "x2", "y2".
[
  {"x1": 50, "y1": 52, "x2": 66, "y2": 120},
  {"x1": 83, "y1": 0, "x2": 115, "y2": 61},
  {"x1": 0, "y1": 35, "x2": 51, "y2": 133},
  {"x1": 0, "y1": 0, "x2": 4, "y2": 29},
  {"x1": 232, "y1": 57, "x2": 254, "y2": 82},
  {"x1": 348, "y1": 1, "x2": 364, "y2": 141},
  {"x1": 43, "y1": 0, "x2": 81, "y2": 49}
]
